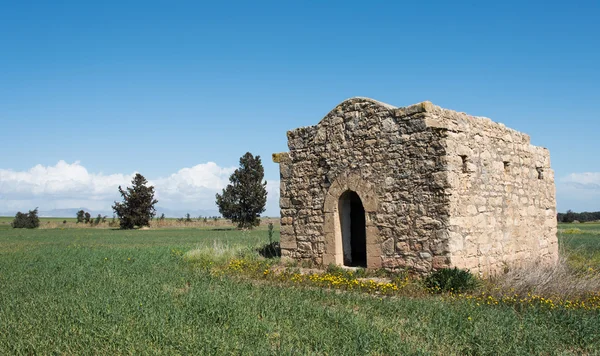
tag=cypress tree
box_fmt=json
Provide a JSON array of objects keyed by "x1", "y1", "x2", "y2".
[{"x1": 216, "y1": 152, "x2": 267, "y2": 229}]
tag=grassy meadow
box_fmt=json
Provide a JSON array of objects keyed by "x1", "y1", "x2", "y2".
[
  {"x1": 559, "y1": 222, "x2": 600, "y2": 271},
  {"x1": 0, "y1": 220, "x2": 599, "y2": 354}
]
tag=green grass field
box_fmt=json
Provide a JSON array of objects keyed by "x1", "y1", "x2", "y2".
[
  {"x1": 0, "y1": 221, "x2": 599, "y2": 354},
  {"x1": 559, "y1": 222, "x2": 600, "y2": 271}
]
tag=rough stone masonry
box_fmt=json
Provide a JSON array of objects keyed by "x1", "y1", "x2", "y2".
[{"x1": 273, "y1": 97, "x2": 558, "y2": 275}]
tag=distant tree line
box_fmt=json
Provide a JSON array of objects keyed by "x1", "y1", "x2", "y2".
[
  {"x1": 175, "y1": 215, "x2": 220, "y2": 223},
  {"x1": 11, "y1": 152, "x2": 267, "y2": 231},
  {"x1": 557, "y1": 210, "x2": 600, "y2": 223},
  {"x1": 76, "y1": 210, "x2": 107, "y2": 225}
]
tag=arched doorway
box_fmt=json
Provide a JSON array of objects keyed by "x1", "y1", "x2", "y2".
[
  {"x1": 338, "y1": 190, "x2": 367, "y2": 267},
  {"x1": 322, "y1": 171, "x2": 381, "y2": 269}
]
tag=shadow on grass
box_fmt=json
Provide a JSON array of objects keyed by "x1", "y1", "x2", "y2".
[{"x1": 257, "y1": 242, "x2": 281, "y2": 258}]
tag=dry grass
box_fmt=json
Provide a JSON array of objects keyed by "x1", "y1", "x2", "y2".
[
  {"x1": 37, "y1": 218, "x2": 280, "y2": 230},
  {"x1": 151, "y1": 217, "x2": 279, "y2": 229},
  {"x1": 183, "y1": 240, "x2": 248, "y2": 266},
  {"x1": 150, "y1": 219, "x2": 232, "y2": 229},
  {"x1": 38, "y1": 221, "x2": 112, "y2": 229},
  {"x1": 487, "y1": 256, "x2": 600, "y2": 300}
]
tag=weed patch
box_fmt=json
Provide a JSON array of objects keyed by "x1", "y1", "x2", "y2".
[
  {"x1": 188, "y1": 253, "x2": 600, "y2": 312},
  {"x1": 424, "y1": 267, "x2": 479, "y2": 293}
]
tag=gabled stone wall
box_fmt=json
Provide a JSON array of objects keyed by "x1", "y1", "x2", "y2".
[
  {"x1": 274, "y1": 97, "x2": 558, "y2": 275},
  {"x1": 276, "y1": 98, "x2": 451, "y2": 273}
]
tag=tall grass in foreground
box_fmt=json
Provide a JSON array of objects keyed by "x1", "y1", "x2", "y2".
[{"x1": 0, "y1": 224, "x2": 598, "y2": 354}]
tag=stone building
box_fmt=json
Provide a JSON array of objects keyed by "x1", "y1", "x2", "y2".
[{"x1": 273, "y1": 97, "x2": 558, "y2": 275}]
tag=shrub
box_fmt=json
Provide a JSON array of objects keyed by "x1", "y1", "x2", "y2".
[
  {"x1": 424, "y1": 267, "x2": 478, "y2": 293},
  {"x1": 326, "y1": 263, "x2": 345, "y2": 275},
  {"x1": 11, "y1": 208, "x2": 40, "y2": 229},
  {"x1": 258, "y1": 222, "x2": 280, "y2": 258}
]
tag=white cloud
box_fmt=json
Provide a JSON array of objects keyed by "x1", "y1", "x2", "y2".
[
  {"x1": 0, "y1": 161, "x2": 133, "y2": 201},
  {"x1": 556, "y1": 172, "x2": 600, "y2": 212},
  {"x1": 561, "y1": 172, "x2": 600, "y2": 190},
  {"x1": 151, "y1": 162, "x2": 235, "y2": 206},
  {"x1": 0, "y1": 161, "x2": 280, "y2": 216}
]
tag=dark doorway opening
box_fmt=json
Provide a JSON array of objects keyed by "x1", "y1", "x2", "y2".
[{"x1": 338, "y1": 190, "x2": 367, "y2": 267}]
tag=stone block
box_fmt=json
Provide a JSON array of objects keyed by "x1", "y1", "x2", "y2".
[
  {"x1": 297, "y1": 241, "x2": 312, "y2": 252},
  {"x1": 280, "y1": 224, "x2": 294, "y2": 237},
  {"x1": 382, "y1": 238, "x2": 394, "y2": 256},
  {"x1": 280, "y1": 235, "x2": 297, "y2": 250}
]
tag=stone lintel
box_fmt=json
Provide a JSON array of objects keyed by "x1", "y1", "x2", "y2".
[{"x1": 272, "y1": 152, "x2": 289, "y2": 163}]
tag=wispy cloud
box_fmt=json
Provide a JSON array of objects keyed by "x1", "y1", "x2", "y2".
[
  {"x1": 556, "y1": 172, "x2": 600, "y2": 212},
  {"x1": 560, "y1": 172, "x2": 600, "y2": 190}
]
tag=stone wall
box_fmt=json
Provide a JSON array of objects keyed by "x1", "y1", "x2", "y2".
[
  {"x1": 432, "y1": 106, "x2": 558, "y2": 275},
  {"x1": 275, "y1": 97, "x2": 558, "y2": 275}
]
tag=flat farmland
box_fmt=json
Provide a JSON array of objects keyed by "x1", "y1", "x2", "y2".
[{"x1": 0, "y1": 221, "x2": 598, "y2": 354}]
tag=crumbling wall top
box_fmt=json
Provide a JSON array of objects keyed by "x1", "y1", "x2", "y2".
[{"x1": 290, "y1": 97, "x2": 539, "y2": 147}]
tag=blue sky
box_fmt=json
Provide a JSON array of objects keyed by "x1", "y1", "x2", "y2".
[{"x1": 0, "y1": 0, "x2": 599, "y2": 216}]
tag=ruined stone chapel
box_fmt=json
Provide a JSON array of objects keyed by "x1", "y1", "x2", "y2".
[{"x1": 273, "y1": 97, "x2": 558, "y2": 275}]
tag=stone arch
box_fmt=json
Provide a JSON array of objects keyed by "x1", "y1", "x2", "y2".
[{"x1": 323, "y1": 171, "x2": 381, "y2": 269}]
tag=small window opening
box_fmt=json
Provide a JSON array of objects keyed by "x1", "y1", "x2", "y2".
[
  {"x1": 536, "y1": 167, "x2": 544, "y2": 180},
  {"x1": 503, "y1": 161, "x2": 510, "y2": 172},
  {"x1": 460, "y1": 155, "x2": 468, "y2": 173}
]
